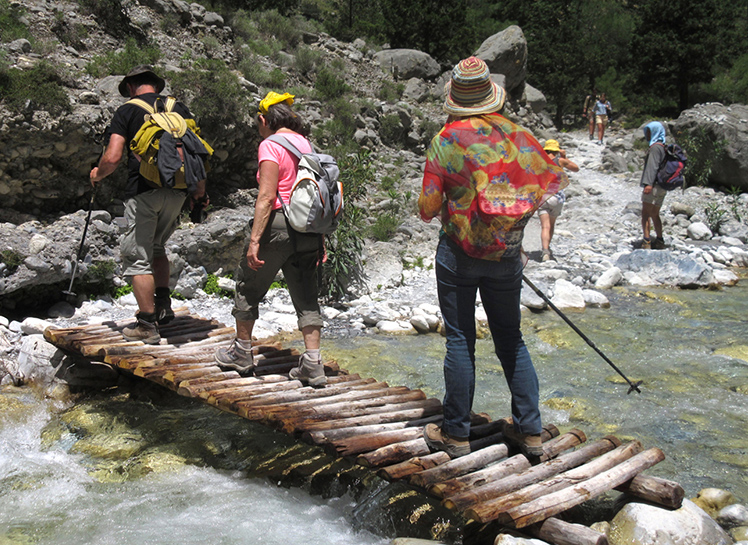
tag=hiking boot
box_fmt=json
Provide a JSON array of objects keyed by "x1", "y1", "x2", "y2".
[
  {"x1": 641, "y1": 238, "x2": 651, "y2": 249},
  {"x1": 423, "y1": 423, "x2": 470, "y2": 458},
  {"x1": 289, "y1": 352, "x2": 327, "y2": 387},
  {"x1": 502, "y1": 424, "x2": 544, "y2": 458},
  {"x1": 589, "y1": 134, "x2": 594, "y2": 141},
  {"x1": 122, "y1": 312, "x2": 160, "y2": 345},
  {"x1": 651, "y1": 237, "x2": 667, "y2": 250},
  {"x1": 154, "y1": 294, "x2": 175, "y2": 325},
  {"x1": 541, "y1": 249, "x2": 552, "y2": 262},
  {"x1": 214, "y1": 339, "x2": 255, "y2": 375}
]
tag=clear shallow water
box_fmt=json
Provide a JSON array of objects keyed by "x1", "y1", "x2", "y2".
[
  {"x1": 1, "y1": 281, "x2": 746, "y2": 543},
  {"x1": 328, "y1": 281, "x2": 748, "y2": 502}
]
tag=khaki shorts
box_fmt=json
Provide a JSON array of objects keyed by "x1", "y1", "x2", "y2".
[
  {"x1": 233, "y1": 211, "x2": 323, "y2": 330},
  {"x1": 537, "y1": 195, "x2": 564, "y2": 219},
  {"x1": 641, "y1": 183, "x2": 667, "y2": 207},
  {"x1": 121, "y1": 188, "x2": 187, "y2": 276},
  {"x1": 595, "y1": 114, "x2": 609, "y2": 126}
]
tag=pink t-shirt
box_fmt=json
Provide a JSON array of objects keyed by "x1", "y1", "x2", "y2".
[{"x1": 257, "y1": 132, "x2": 313, "y2": 210}]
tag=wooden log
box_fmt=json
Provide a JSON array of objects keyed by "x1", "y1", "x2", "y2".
[
  {"x1": 224, "y1": 379, "x2": 381, "y2": 408},
  {"x1": 304, "y1": 415, "x2": 443, "y2": 445},
  {"x1": 465, "y1": 441, "x2": 643, "y2": 524},
  {"x1": 502, "y1": 447, "x2": 665, "y2": 528},
  {"x1": 378, "y1": 452, "x2": 452, "y2": 481},
  {"x1": 178, "y1": 375, "x2": 289, "y2": 397},
  {"x1": 208, "y1": 381, "x2": 304, "y2": 405},
  {"x1": 424, "y1": 427, "x2": 568, "y2": 498},
  {"x1": 286, "y1": 398, "x2": 443, "y2": 433},
  {"x1": 254, "y1": 354, "x2": 301, "y2": 367},
  {"x1": 356, "y1": 437, "x2": 431, "y2": 467},
  {"x1": 443, "y1": 436, "x2": 620, "y2": 512},
  {"x1": 251, "y1": 388, "x2": 423, "y2": 425},
  {"x1": 272, "y1": 390, "x2": 429, "y2": 430},
  {"x1": 152, "y1": 367, "x2": 226, "y2": 388},
  {"x1": 327, "y1": 427, "x2": 426, "y2": 457},
  {"x1": 175, "y1": 372, "x2": 245, "y2": 395},
  {"x1": 615, "y1": 474, "x2": 684, "y2": 509},
  {"x1": 523, "y1": 517, "x2": 608, "y2": 545}
]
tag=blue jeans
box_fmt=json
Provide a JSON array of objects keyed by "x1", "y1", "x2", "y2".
[{"x1": 436, "y1": 236, "x2": 541, "y2": 438}]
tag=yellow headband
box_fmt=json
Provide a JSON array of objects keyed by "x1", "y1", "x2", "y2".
[{"x1": 258, "y1": 92, "x2": 295, "y2": 115}]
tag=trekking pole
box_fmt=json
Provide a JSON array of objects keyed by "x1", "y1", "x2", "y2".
[
  {"x1": 522, "y1": 275, "x2": 643, "y2": 394},
  {"x1": 62, "y1": 184, "x2": 97, "y2": 301}
]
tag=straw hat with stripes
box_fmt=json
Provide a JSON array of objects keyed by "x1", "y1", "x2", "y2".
[{"x1": 443, "y1": 56, "x2": 506, "y2": 116}]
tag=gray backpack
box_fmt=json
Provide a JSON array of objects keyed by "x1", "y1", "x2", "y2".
[{"x1": 266, "y1": 134, "x2": 343, "y2": 235}]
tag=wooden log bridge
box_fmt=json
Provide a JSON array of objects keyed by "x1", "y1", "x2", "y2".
[{"x1": 44, "y1": 310, "x2": 685, "y2": 545}]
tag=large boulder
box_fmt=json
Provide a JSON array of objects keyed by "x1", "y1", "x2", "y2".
[
  {"x1": 608, "y1": 499, "x2": 732, "y2": 545},
  {"x1": 372, "y1": 49, "x2": 441, "y2": 81},
  {"x1": 671, "y1": 103, "x2": 748, "y2": 191},
  {"x1": 615, "y1": 250, "x2": 715, "y2": 288},
  {"x1": 474, "y1": 25, "x2": 527, "y2": 98}
]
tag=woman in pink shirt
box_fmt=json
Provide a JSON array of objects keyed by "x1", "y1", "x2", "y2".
[{"x1": 215, "y1": 92, "x2": 327, "y2": 386}]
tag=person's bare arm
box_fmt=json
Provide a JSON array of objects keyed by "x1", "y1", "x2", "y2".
[{"x1": 90, "y1": 134, "x2": 126, "y2": 185}]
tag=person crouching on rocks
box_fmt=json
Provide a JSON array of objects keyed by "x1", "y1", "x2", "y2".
[
  {"x1": 640, "y1": 121, "x2": 668, "y2": 250},
  {"x1": 538, "y1": 139, "x2": 579, "y2": 262},
  {"x1": 418, "y1": 57, "x2": 568, "y2": 459},
  {"x1": 214, "y1": 92, "x2": 327, "y2": 386}
]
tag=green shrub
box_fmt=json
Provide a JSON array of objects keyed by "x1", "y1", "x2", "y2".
[
  {"x1": 321, "y1": 151, "x2": 372, "y2": 301},
  {"x1": 380, "y1": 175, "x2": 397, "y2": 191},
  {"x1": 0, "y1": 0, "x2": 30, "y2": 42},
  {"x1": 203, "y1": 273, "x2": 233, "y2": 298},
  {"x1": 314, "y1": 66, "x2": 349, "y2": 100},
  {"x1": 238, "y1": 54, "x2": 286, "y2": 88},
  {"x1": 0, "y1": 61, "x2": 71, "y2": 114},
  {"x1": 377, "y1": 80, "x2": 404, "y2": 102},
  {"x1": 254, "y1": 9, "x2": 303, "y2": 49},
  {"x1": 51, "y1": 12, "x2": 86, "y2": 48},
  {"x1": 379, "y1": 114, "x2": 407, "y2": 146},
  {"x1": 312, "y1": 97, "x2": 357, "y2": 154},
  {"x1": 114, "y1": 285, "x2": 133, "y2": 298},
  {"x1": 0, "y1": 249, "x2": 24, "y2": 274},
  {"x1": 201, "y1": 35, "x2": 222, "y2": 58},
  {"x1": 78, "y1": 0, "x2": 142, "y2": 40},
  {"x1": 86, "y1": 38, "x2": 161, "y2": 78},
  {"x1": 370, "y1": 212, "x2": 400, "y2": 241},
  {"x1": 294, "y1": 45, "x2": 322, "y2": 77},
  {"x1": 678, "y1": 126, "x2": 728, "y2": 188},
  {"x1": 168, "y1": 59, "x2": 252, "y2": 128}
]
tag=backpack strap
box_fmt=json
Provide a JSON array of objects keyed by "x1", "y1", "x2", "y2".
[
  {"x1": 126, "y1": 96, "x2": 177, "y2": 114},
  {"x1": 266, "y1": 133, "x2": 316, "y2": 157}
]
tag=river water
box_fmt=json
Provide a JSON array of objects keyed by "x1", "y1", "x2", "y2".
[{"x1": 2, "y1": 279, "x2": 746, "y2": 544}]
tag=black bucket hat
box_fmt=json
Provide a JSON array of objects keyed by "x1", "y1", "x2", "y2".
[{"x1": 118, "y1": 65, "x2": 165, "y2": 97}]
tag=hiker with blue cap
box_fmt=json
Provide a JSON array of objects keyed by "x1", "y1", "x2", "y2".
[{"x1": 640, "y1": 121, "x2": 668, "y2": 249}]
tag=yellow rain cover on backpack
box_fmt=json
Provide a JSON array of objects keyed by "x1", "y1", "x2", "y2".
[{"x1": 128, "y1": 96, "x2": 212, "y2": 190}]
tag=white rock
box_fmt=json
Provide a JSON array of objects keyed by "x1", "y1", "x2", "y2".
[
  {"x1": 424, "y1": 314, "x2": 440, "y2": 331},
  {"x1": 376, "y1": 320, "x2": 415, "y2": 334},
  {"x1": 118, "y1": 293, "x2": 138, "y2": 307},
  {"x1": 608, "y1": 499, "x2": 732, "y2": 545},
  {"x1": 217, "y1": 276, "x2": 236, "y2": 291},
  {"x1": 0, "y1": 315, "x2": 9, "y2": 328},
  {"x1": 494, "y1": 534, "x2": 549, "y2": 544},
  {"x1": 718, "y1": 504, "x2": 748, "y2": 528},
  {"x1": 582, "y1": 289, "x2": 610, "y2": 308},
  {"x1": 418, "y1": 303, "x2": 441, "y2": 315},
  {"x1": 687, "y1": 221, "x2": 713, "y2": 241},
  {"x1": 410, "y1": 315, "x2": 430, "y2": 334},
  {"x1": 28, "y1": 234, "x2": 50, "y2": 254},
  {"x1": 20, "y1": 317, "x2": 55, "y2": 335},
  {"x1": 550, "y1": 279, "x2": 585, "y2": 309},
  {"x1": 594, "y1": 266, "x2": 622, "y2": 289},
  {"x1": 322, "y1": 306, "x2": 341, "y2": 320},
  {"x1": 712, "y1": 269, "x2": 739, "y2": 286}
]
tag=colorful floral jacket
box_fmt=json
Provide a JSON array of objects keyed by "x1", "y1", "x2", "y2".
[{"x1": 419, "y1": 113, "x2": 568, "y2": 261}]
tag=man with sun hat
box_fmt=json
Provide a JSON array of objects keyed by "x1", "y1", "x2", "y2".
[{"x1": 419, "y1": 56, "x2": 568, "y2": 459}]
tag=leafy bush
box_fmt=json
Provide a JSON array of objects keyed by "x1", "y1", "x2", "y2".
[
  {"x1": 168, "y1": 59, "x2": 253, "y2": 128},
  {"x1": 321, "y1": 151, "x2": 372, "y2": 301},
  {"x1": 678, "y1": 126, "x2": 728, "y2": 188},
  {"x1": 379, "y1": 114, "x2": 407, "y2": 146},
  {"x1": 377, "y1": 81, "x2": 404, "y2": 102},
  {"x1": 370, "y1": 212, "x2": 400, "y2": 241},
  {"x1": 253, "y1": 9, "x2": 303, "y2": 49},
  {"x1": 0, "y1": 249, "x2": 24, "y2": 274},
  {"x1": 312, "y1": 97, "x2": 357, "y2": 154},
  {"x1": 294, "y1": 45, "x2": 322, "y2": 77},
  {"x1": 203, "y1": 273, "x2": 234, "y2": 298},
  {"x1": 238, "y1": 53, "x2": 286, "y2": 88},
  {"x1": 380, "y1": 175, "x2": 396, "y2": 191},
  {"x1": 0, "y1": 61, "x2": 71, "y2": 114},
  {"x1": 314, "y1": 67, "x2": 349, "y2": 100},
  {"x1": 0, "y1": 0, "x2": 30, "y2": 42},
  {"x1": 78, "y1": 0, "x2": 142, "y2": 40},
  {"x1": 86, "y1": 38, "x2": 161, "y2": 78}
]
